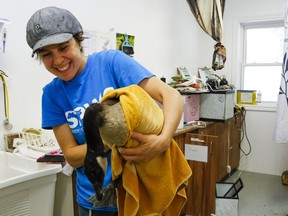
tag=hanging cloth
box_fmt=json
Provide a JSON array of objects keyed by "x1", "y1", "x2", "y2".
[
  {"x1": 274, "y1": 0, "x2": 288, "y2": 143},
  {"x1": 212, "y1": 41, "x2": 226, "y2": 70},
  {"x1": 186, "y1": 0, "x2": 226, "y2": 70}
]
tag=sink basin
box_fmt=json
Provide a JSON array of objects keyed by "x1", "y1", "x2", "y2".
[
  {"x1": 0, "y1": 151, "x2": 62, "y2": 189},
  {"x1": 0, "y1": 151, "x2": 62, "y2": 216}
]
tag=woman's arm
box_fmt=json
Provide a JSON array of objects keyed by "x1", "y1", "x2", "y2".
[
  {"x1": 53, "y1": 123, "x2": 87, "y2": 168},
  {"x1": 119, "y1": 76, "x2": 184, "y2": 161}
]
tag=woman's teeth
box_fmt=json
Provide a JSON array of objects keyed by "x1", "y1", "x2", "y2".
[{"x1": 58, "y1": 64, "x2": 69, "y2": 71}]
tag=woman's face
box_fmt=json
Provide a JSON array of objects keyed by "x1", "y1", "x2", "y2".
[{"x1": 38, "y1": 38, "x2": 87, "y2": 81}]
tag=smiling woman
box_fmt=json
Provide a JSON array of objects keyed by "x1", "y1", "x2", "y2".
[
  {"x1": 26, "y1": 6, "x2": 87, "y2": 82},
  {"x1": 37, "y1": 39, "x2": 87, "y2": 81},
  {"x1": 25, "y1": 6, "x2": 184, "y2": 216}
]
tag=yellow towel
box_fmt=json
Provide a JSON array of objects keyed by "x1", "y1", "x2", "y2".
[{"x1": 100, "y1": 85, "x2": 192, "y2": 216}]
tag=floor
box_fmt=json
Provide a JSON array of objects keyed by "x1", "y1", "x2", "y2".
[{"x1": 225, "y1": 171, "x2": 288, "y2": 216}]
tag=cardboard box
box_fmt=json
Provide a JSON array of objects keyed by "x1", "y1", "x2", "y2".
[
  {"x1": 200, "y1": 90, "x2": 235, "y2": 120},
  {"x1": 215, "y1": 178, "x2": 244, "y2": 216},
  {"x1": 182, "y1": 94, "x2": 200, "y2": 123},
  {"x1": 237, "y1": 90, "x2": 257, "y2": 105}
]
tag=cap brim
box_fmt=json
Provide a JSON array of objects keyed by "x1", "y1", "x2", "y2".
[{"x1": 32, "y1": 33, "x2": 73, "y2": 55}]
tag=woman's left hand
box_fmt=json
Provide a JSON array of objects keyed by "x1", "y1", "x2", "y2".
[{"x1": 118, "y1": 131, "x2": 170, "y2": 162}]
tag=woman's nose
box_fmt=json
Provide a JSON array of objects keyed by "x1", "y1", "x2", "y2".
[{"x1": 52, "y1": 52, "x2": 64, "y2": 65}]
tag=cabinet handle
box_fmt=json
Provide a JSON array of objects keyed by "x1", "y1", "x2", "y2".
[
  {"x1": 210, "y1": 141, "x2": 213, "y2": 154},
  {"x1": 190, "y1": 137, "x2": 204, "y2": 142}
]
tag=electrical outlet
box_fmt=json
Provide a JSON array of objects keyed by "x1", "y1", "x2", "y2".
[{"x1": 227, "y1": 165, "x2": 231, "y2": 174}]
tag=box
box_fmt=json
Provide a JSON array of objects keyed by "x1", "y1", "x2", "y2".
[
  {"x1": 200, "y1": 90, "x2": 235, "y2": 120},
  {"x1": 4, "y1": 133, "x2": 22, "y2": 152},
  {"x1": 182, "y1": 94, "x2": 200, "y2": 123},
  {"x1": 177, "y1": 112, "x2": 185, "y2": 129},
  {"x1": 215, "y1": 178, "x2": 244, "y2": 216},
  {"x1": 237, "y1": 90, "x2": 257, "y2": 105}
]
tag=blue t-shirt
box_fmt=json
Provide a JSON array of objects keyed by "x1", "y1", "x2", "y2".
[{"x1": 41, "y1": 50, "x2": 154, "y2": 210}]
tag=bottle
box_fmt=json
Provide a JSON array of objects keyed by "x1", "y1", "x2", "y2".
[{"x1": 257, "y1": 91, "x2": 262, "y2": 103}]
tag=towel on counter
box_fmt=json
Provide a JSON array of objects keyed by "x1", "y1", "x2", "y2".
[{"x1": 99, "y1": 85, "x2": 192, "y2": 216}]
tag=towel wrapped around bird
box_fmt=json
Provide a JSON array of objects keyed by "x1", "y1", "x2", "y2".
[{"x1": 83, "y1": 84, "x2": 192, "y2": 216}]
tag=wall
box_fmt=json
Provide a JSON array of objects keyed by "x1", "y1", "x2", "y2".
[
  {"x1": 224, "y1": 0, "x2": 288, "y2": 176},
  {"x1": 1, "y1": 0, "x2": 286, "y2": 176},
  {"x1": 238, "y1": 107, "x2": 288, "y2": 176},
  {"x1": 0, "y1": 0, "x2": 215, "y2": 150}
]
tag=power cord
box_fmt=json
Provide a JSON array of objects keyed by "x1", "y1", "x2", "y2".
[{"x1": 234, "y1": 104, "x2": 252, "y2": 156}]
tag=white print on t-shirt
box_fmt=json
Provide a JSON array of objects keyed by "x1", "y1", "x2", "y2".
[{"x1": 65, "y1": 86, "x2": 114, "y2": 129}]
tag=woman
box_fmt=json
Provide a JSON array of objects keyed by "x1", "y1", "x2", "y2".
[{"x1": 26, "y1": 6, "x2": 184, "y2": 216}]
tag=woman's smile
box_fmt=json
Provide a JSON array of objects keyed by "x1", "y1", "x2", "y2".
[
  {"x1": 39, "y1": 38, "x2": 87, "y2": 81},
  {"x1": 57, "y1": 63, "x2": 70, "y2": 72}
]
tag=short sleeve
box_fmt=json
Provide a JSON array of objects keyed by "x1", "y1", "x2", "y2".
[{"x1": 42, "y1": 90, "x2": 67, "y2": 129}]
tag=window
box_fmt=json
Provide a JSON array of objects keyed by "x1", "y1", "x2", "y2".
[{"x1": 241, "y1": 20, "x2": 284, "y2": 102}]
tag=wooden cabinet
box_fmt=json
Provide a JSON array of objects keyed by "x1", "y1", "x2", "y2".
[
  {"x1": 198, "y1": 114, "x2": 241, "y2": 181},
  {"x1": 175, "y1": 114, "x2": 241, "y2": 215},
  {"x1": 180, "y1": 133, "x2": 218, "y2": 216}
]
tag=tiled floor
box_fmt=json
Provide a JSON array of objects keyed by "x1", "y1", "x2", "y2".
[{"x1": 225, "y1": 171, "x2": 288, "y2": 216}]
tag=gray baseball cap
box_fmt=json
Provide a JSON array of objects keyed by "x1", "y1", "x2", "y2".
[{"x1": 26, "y1": 6, "x2": 83, "y2": 55}]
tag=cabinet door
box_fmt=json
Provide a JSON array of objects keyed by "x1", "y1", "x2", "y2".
[
  {"x1": 198, "y1": 117, "x2": 241, "y2": 181},
  {"x1": 229, "y1": 114, "x2": 242, "y2": 170},
  {"x1": 214, "y1": 116, "x2": 241, "y2": 180},
  {"x1": 183, "y1": 133, "x2": 218, "y2": 216},
  {"x1": 198, "y1": 122, "x2": 228, "y2": 181},
  {"x1": 215, "y1": 122, "x2": 229, "y2": 181}
]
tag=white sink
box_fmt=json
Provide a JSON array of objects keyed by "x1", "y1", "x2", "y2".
[
  {"x1": 0, "y1": 151, "x2": 62, "y2": 216},
  {"x1": 0, "y1": 151, "x2": 62, "y2": 189}
]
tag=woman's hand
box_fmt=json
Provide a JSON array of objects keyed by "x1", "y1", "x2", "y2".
[
  {"x1": 118, "y1": 77, "x2": 184, "y2": 162},
  {"x1": 118, "y1": 131, "x2": 171, "y2": 162}
]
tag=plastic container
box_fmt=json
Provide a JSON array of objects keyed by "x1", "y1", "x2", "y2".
[
  {"x1": 182, "y1": 94, "x2": 200, "y2": 123},
  {"x1": 237, "y1": 90, "x2": 257, "y2": 105},
  {"x1": 200, "y1": 90, "x2": 234, "y2": 120},
  {"x1": 257, "y1": 91, "x2": 262, "y2": 103}
]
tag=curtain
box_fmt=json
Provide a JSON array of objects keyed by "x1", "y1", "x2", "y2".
[
  {"x1": 186, "y1": 0, "x2": 226, "y2": 70},
  {"x1": 273, "y1": 0, "x2": 288, "y2": 143}
]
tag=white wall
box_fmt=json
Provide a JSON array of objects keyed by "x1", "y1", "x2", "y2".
[
  {"x1": 1, "y1": 0, "x2": 286, "y2": 176},
  {"x1": 0, "y1": 0, "x2": 214, "y2": 150},
  {"x1": 224, "y1": 0, "x2": 288, "y2": 176},
  {"x1": 238, "y1": 108, "x2": 288, "y2": 176}
]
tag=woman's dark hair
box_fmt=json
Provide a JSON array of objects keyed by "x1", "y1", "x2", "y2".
[{"x1": 73, "y1": 32, "x2": 85, "y2": 53}]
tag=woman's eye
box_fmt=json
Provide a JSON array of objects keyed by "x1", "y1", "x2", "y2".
[
  {"x1": 60, "y1": 45, "x2": 69, "y2": 51},
  {"x1": 40, "y1": 53, "x2": 51, "y2": 58}
]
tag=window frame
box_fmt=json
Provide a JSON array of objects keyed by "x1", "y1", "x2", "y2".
[{"x1": 240, "y1": 19, "x2": 284, "y2": 103}]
